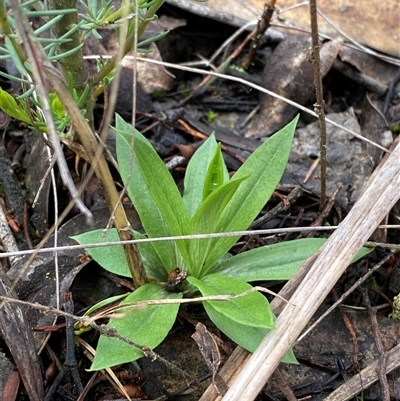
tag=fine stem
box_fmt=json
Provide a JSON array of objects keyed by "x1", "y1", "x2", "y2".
[
  {"x1": 45, "y1": 63, "x2": 147, "y2": 287},
  {"x1": 48, "y1": 0, "x2": 95, "y2": 129},
  {"x1": 92, "y1": 0, "x2": 165, "y2": 86},
  {"x1": 48, "y1": 0, "x2": 88, "y2": 89},
  {"x1": 309, "y1": 0, "x2": 327, "y2": 211}
]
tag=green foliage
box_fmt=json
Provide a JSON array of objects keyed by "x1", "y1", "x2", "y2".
[
  {"x1": 1, "y1": 0, "x2": 162, "y2": 70},
  {"x1": 206, "y1": 109, "x2": 218, "y2": 123},
  {"x1": 209, "y1": 238, "x2": 372, "y2": 281},
  {"x1": 0, "y1": 84, "x2": 90, "y2": 132},
  {"x1": 89, "y1": 282, "x2": 182, "y2": 371},
  {"x1": 1, "y1": 2, "x2": 77, "y2": 67},
  {"x1": 71, "y1": 228, "x2": 166, "y2": 281},
  {"x1": 391, "y1": 122, "x2": 400, "y2": 133},
  {"x1": 73, "y1": 114, "x2": 373, "y2": 370},
  {"x1": 187, "y1": 274, "x2": 275, "y2": 329},
  {"x1": 0, "y1": 0, "x2": 166, "y2": 127},
  {"x1": 74, "y1": 292, "x2": 129, "y2": 335},
  {"x1": 3, "y1": 0, "x2": 373, "y2": 376},
  {"x1": 183, "y1": 134, "x2": 229, "y2": 217},
  {"x1": 0, "y1": 87, "x2": 31, "y2": 124},
  {"x1": 114, "y1": 115, "x2": 191, "y2": 272}
]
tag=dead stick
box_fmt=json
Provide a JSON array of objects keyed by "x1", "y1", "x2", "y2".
[
  {"x1": 323, "y1": 343, "x2": 400, "y2": 401},
  {"x1": 309, "y1": 0, "x2": 327, "y2": 211},
  {"x1": 361, "y1": 289, "x2": 390, "y2": 401},
  {"x1": 242, "y1": 1, "x2": 276, "y2": 70}
]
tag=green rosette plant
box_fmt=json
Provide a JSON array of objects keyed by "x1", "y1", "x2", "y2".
[{"x1": 73, "y1": 114, "x2": 371, "y2": 370}]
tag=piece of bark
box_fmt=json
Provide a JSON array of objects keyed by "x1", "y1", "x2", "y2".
[{"x1": 0, "y1": 269, "x2": 44, "y2": 401}]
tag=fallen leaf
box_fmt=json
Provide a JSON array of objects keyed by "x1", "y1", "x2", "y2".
[{"x1": 191, "y1": 322, "x2": 228, "y2": 395}]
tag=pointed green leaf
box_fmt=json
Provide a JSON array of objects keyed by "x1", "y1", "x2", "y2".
[
  {"x1": 82, "y1": 293, "x2": 129, "y2": 318},
  {"x1": 71, "y1": 228, "x2": 167, "y2": 281},
  {"x1": 203, "y1": 302, "x2": 297, "y2": 363},
  {"x1": 90, "y1": 282, "x2": 182, "y2": 370},
  {"x1": 186, "y1": 175, "x2": 248, "y2": 277},
  {"x1": 203, "y1": 116, "x2": 299, "y2": 269},
  {"x1": 202, "y1": 142, "x2": 228, "y2": 200},
  {"x1": 115, "y1": 114, "x2": 190, "y2": 271},
  {"x1": 4, "y1": 36, "x2": 29, "y2": 78},
  {"x1": 211, "y1": 238, "x2": 325, "y2": 281},
  {"x1": 71, "y1": 229, "x2": 130, "y2": 277},
  {"x1": 187, "y1": 274, "x2": 274, "y2": 329},
  {"x1": 210, "y1": 238, "x2": 373, "y2": 281},
  {"x1": 183, "y1": 134, "x2": 228, "y2": 217},
  {"x1": 0, "y1": 87, "x2": 31, "y2": 124},
  {"x1": 132, "y1": 230, "x2": 167, "y2": 281}
]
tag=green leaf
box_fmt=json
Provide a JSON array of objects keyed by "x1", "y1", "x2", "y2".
[
  {"x1": 183, "y1": 134, "x2": 228, "y2": 217},
  {"x1": 90, "y1": 282, "x2": 182, "y2": 370},
  {"x1": 4, "y1": 36, "x2": 29, "y2": 78},
  {"x1": 49, "y1": 43, "x2": 85, "y2": 61},
  {"x1": 132, "y1": 230, "x2": 166, "y2": 281},
  {"x1": 50, "y1": 93, "x2": 66, "y2": 119},
  {"x1": 202, "y1": 142, "x2": 228, "y2": 200},
  {"x1": 137, "y1": 30, "x2": 170, "y2": 49},
  {"x1": 71, "y1": 228, "x2": 167, "y2": 281},
  {"x1": 186, "y1": 175, "x2": 248, "y2": 277},
  {"x1": 202, "y1": 116, "x2": 299, "y2": 269},
  {"x1": 211, "y1": 238, "x2": 325, "y2": 281},
  {"x1": 115, "y1": 114, "x2": 190, "y2": 271},
  {"x1": 203, "y1": 303, "x2": 297, "y2": 364},
  {"x1": 0, "y1": 87, "x2": 31, "y2": 124},
  {"x1": 83, "y1": 293, "x2": 129, "y2": 317},
  {"x1": 71, "y1": 229, "x2": 131, "y2": 277},
  {"x1": 187, "y1": 274, "x2": 274, "y2": 329},
  {"x1": 211, "y1": 238, "x2": 373, "y2": 281}
]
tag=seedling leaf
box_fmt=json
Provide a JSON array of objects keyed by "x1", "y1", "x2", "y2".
[
  {"x1": 0, "y1": 87, "x2": 31, "y2": 124},
  {"x1": 71, "y1": 229, "x2": 130, "y2": 277},
  {"x1": 202, "y1": 116, "x2": 299, "y2": 270},
  {"x1": 90, "y1": 282, "x2": 182, "y2": 370},
  {"x1": 186, "y1": 175, "x2": 248, "y2": 277},
  {"x1": 183, "y1": 134, "x2": 228, "y2": 217},
  {"x1": 187, "y1": 274, "x2": 274, "y2": 329},
  {"x1": 203, "y1": 302, "x2": 297, "y2": 363},
  {"x1": 71, "y1": 228, "x2": 167, "y2": 281},
  {"x1": 210, "y1": 238, "x2": 373, "y2": 281},
  {"x1": 202, "y1": 142, "x2": 228, "y2": 200},
  {"x1": 115, "y1": 114, "x2": 190, "y2": 271}
]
